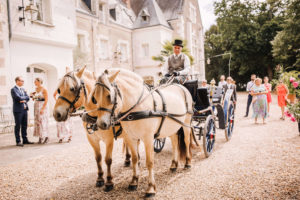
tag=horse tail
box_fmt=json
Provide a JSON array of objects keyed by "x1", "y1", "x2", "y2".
[{"x1": 178, "y1": 127, "x2": 187, "y2": 161}]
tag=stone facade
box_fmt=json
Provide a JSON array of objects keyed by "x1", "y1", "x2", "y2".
[
  {"x1": 75, "y1": 0, "x2": 205, "y2": 84},
  {"x1": 0, "y1": 0, "x2": 205, "y2": 118},
  {"x1": 1, "y1": 0, "x2": 76, "y2": 120}
]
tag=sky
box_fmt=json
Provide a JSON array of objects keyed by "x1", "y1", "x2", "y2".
[{"x1": 198, "y1": 0, "x2": 217, "y2": 31}]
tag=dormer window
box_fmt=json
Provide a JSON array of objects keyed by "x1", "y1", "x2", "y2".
[
  {"x1": 141, "y1": 9, "x2": 150, "y2": 22},
  {"x1": 110, "y1": 8, "x2": 116, "y2": 20}
]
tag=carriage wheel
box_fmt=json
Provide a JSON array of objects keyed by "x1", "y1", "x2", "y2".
[
  {"x1": 225, "y1": 102, "x2": 235, "y2": 141},
  {"x1": 203, "y1": 115, "x2": 216, "y2": 158},
  {"x1": 154, "y1": 138, "x2": 166, "y2": 153}
]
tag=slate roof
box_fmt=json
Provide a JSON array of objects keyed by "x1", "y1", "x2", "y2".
[
  {"x1": 133, "y1": 0, "x2": 170, "y2": 29},
  {"x1": 131, "y1": 0, "x2": 184, "y2": 21}
]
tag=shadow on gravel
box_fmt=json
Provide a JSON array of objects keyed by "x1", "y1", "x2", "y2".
[
  {"x1": 45, "y1": 133, "x2": 232, "y2": 200},
  {"x1": 45, "y1": 145, "x2": 210, "y2": 200}
]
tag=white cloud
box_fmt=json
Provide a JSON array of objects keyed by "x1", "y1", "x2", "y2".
[{"x1": 198, "y1": 0, "x2": 217, "y2": 31}]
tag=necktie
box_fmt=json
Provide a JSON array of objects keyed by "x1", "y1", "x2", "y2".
[{"x1": 19, "y1": 88, "x2": 23, "y2": 96}]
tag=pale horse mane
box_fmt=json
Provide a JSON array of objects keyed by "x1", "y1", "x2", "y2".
[
  {"x1": 102, "y1": 68, "x2": 144, "y2": 88},
  {"x1": 58, "y1": 69, "x2": 95, "y2": 90}
]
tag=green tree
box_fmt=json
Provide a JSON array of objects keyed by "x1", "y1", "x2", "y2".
[
  {"x1": 152, "y1": 39, "x2": 194, "y2": 65},
  {"x1": 204, "y1": 25, "x2": 230, "y2": 82},
  {"x1": 272, "y1": 0, "x2": 300, "y2": 70},
  {"x1": 206, "y1": 0, "x2": 284, "y2": 88}
]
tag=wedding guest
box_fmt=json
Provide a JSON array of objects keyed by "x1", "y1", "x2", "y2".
[
  {"x1": 244, "y1": 74, "x2": 256, "y2": 117},
  {"x1": 218, "y1": 75, "x2": 226, "y2": 88},
  {"x1": 31, "y1": 78, "x2": 49, "y2": 144},
  {"x1": 276, "y1": 79, "x2": 289, "y2": 120},
  {"x1": 11, "y1": 76, "x2": 33, "y2": 146},
  {"x1": 200, "y1": 79, "x2": 209, "y2": 89},
  {"x1": 223, "y1": 76, "x2": 237, "y2": 104},
  {"x1": 53, "y1": 90, "x2": 72, "y2": 143},
  {"x1": 251, "y1": 78, "x2": 268, "y2": 124},
  {"x1": 264, "y1": 76, "x2": 272, "y2": 114}
]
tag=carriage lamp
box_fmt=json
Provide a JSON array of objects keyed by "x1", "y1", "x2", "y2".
[{"x1": 18, "y1": 0, "x2": 38, "y2": 25}]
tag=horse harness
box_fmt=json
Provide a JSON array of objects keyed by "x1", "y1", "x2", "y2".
[
  {"x1": 57, "y1": 72, "x2": 87, "y2": 113},
  {"x1": 92, "y1": 80, "x2": 193, "y2": 139}
]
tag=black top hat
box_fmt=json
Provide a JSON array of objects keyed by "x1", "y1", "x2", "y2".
[{"x1": 172, "y1": 39, "x2": 183, "y2": 47}]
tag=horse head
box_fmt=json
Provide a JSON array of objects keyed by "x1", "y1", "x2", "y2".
[
  {"x1": 53, "y1": 66, "x2": 87, "y2": 121},
  {"x1": 90, "y1": 70, "x2": 122, "y2": 130}
]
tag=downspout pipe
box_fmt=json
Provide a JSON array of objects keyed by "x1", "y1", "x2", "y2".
[{"x1": 7, "y1": 0, "x2": 12, "y2": 41}]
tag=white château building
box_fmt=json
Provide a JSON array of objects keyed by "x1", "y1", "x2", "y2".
[{"x1": 0, "y1": 0, "x2": 205, "y2": 119}]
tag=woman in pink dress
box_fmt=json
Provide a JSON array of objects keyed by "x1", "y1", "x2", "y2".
[
  {"x1": 31, "y1": 78, "x2": 49, "y2": 144},
  {"x1": 264, "y1": 76, "x2": 272, "y2": 114}
]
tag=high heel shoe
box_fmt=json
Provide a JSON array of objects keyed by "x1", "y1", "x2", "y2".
[
  {"x1": 38, "y1": 138, "x2": 42, "y2": 144},
  {"x1": 43, "y1": 137, "x2": 49, "y2": 144}
]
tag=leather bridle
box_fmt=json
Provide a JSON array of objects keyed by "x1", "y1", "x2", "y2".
[
  {"x1": 57, "y1": 72, "x2": 87, "y2": 113},
  {"x1": 92, "y1": 80, "x2": 144, "y2": 139}
]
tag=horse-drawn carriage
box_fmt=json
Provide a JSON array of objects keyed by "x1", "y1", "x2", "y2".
[{"x1": 154, "y1": 79, "x2": 235, "y2": 157}]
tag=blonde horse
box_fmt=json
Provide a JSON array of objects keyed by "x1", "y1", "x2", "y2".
[
  {"x1": 53, "y1": 66, "x2": 138, "y2": 191},
  {"x1": 90, "y1": 68, "x2": 193, "y2": 197}
]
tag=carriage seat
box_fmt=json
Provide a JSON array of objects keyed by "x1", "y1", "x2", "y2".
[
  {"x1": 195, "y1": 88, "x2": 210, "y2": 111},
  {"x1": 183, "y1": 80, "x2": 198, "y2": 102},
  {"x1": 211, "y1": 87, "x2": 224, "y2": 104},
  {"x1": 184, "y1": 80, "x2": 211, "y2": 112}
]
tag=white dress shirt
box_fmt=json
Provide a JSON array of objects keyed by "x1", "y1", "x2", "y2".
[
  {"x1": 246, "y1": 81, "x2": 254, "y2": 92},
  {"x1": 162, "y1": 53, "x2": 190, "y2": 76}
]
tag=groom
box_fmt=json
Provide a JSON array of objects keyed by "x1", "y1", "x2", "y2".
[{"x1": 11, "y1": 76, "x2": 33, "y2": 146}]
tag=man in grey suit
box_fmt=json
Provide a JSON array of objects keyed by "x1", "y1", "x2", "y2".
[
  {"x1": 11, "y1": 76, "x2": 33, "y2": 146},
  {"x1": 161, "y1": 39, "x2": 190, "y2": 84}
]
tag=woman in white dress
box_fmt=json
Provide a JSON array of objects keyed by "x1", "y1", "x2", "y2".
[
  {"x1": 31, "y1": 78, "x2": 49, "y2": 144},
  {"x1": 53, "y1": 90, "x2": 73, "y2": 143}
]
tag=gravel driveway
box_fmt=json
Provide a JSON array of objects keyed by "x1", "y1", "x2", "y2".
[{"x1": 0, "y1": 93, "x2": 299, "y2": 200}]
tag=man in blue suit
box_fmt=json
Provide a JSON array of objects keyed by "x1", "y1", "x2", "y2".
[{"x1": 11, "y1": 76, "x2": 33, "y2": 146}]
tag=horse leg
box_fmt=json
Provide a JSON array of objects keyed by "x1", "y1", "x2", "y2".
[
  {"x1": 144, "y1": 138, "x2": 156, "y2": 197},
  {"x1": 183, "y1": 126, "x2": 192, "y2": 169},
  {"x1": 124, "y1": 141, "x2": 131, "y2": 167},
  {"x1": 169, "y1": 135, "x2": 179, "y2": 172},
  {"x1": 125, "y1": 137, "x2": 139, "y2": 191},
  {"x1": 104, "y1": 137, "x2": 114, "y2": 192},
  {"x1": 137, "y1": 139, "x2": 141, "y2": 166},
  {"x1": 87, "y1": 135, "x2": 104, "y2": 187}
]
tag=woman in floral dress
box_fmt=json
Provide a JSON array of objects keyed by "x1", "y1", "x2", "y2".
[
  {"x1": 251, "y1": 78, "x2": 268, "y2": 124},
  {"x1": 264, "y1": 76, "x2": 272, "y2": 114},
  {"x1": 31, "y1": 78, "x2": 49, "y2": 144}
]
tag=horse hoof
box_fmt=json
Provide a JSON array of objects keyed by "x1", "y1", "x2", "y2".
[
  {"x1": 124, "y1": 161, "x2": 131, "y2": 167},
  {"x1": 145, "y1": 192, "x2": 155, "y2": 198},
  {"x1": 128, "y1": 184, "x2": 138, "y2": 191},
  {"x1": 170, "y1": 168, "x2": 177, "y2": 172},
  {"x1": 104, "y1": 184, "x2": 114, "y2": 192},
  {"x1": 96, "y1": 180, "x2": 104, "y2": 187},
  {"x1": 184, "y1": 164, "x2": 191, "y2": 169}
]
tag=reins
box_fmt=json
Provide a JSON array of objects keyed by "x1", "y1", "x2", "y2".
[{"x1": 92, "y1": 74, "x2": 194, "y2": 139}]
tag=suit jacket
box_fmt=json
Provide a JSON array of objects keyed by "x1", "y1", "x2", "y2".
[
  {"x1": 11, "y1": 86, "x2": 30, "y2": 112},
  {"x1": 223, "y1": 84, "x2": 237, "y2": 102}
]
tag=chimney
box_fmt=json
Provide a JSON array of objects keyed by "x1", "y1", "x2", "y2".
[{"x1": 122, "y1": 0, "x2": 131, "y2": 9}]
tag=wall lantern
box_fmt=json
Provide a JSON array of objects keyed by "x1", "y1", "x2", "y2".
[{"x1": 19, "y1": 0, "x2": 38, "y2": 25}]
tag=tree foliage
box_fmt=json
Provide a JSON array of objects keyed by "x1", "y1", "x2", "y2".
[
  {"x1": 205, "y1": 0, "x2": 288, "y2": 89},
  {"x1": 271, "y1": 0, "x2": 300, "y2": 70}
]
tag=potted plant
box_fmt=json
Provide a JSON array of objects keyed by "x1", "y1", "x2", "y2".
[
  {"x1": 280, "y1": 70, "x2": 300, "y2": 103},
  {"x1": 285, "y1": 74, "x2": 300, "y2": 135}
]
